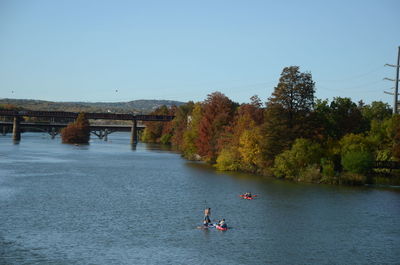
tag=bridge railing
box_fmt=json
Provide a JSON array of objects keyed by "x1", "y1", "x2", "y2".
[
  {"x1": 373, "y1": 161, "x2": 400, "y2": 169},
  {"x1": 135, "y1": 114, "x2": 175, "y2": 121}
]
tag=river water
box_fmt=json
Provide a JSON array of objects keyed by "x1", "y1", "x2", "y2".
[{"x1": 0, "y1": 132, "x2": 399, "y2": 265}]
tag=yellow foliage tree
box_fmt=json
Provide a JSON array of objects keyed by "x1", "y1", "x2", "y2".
[{"x1": 238, "y1": 126, "x2": 263, "y2": 172}]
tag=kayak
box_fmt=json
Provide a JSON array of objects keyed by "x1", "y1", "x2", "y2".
[
  {"x1": 215, "y1": 225, "x2": 228, "y2": 231},
  {"x1": 239, "y1": 195, "x2": 254, "y2": 200}
]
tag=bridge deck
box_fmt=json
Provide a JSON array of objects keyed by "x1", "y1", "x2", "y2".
[
  {"x1": 0, "y1": 121, "x2": 144, "y2": 131},
  {"x1": 0, "y1": 110, "x2": 174, "y2": 121}
]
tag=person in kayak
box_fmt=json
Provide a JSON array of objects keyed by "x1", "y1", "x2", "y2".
[
  {"x1": 244, "y1": 192, "x2": 252, "y2": 198},
  {"x1": 218, "y1": 219, "x2": 227, "y2": 228},
  {"x1": 203, "y1": 207, "x2": 211, "y2": 226}
]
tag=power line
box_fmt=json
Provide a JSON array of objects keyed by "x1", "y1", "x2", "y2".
[
  {"x1": 317, "y1": 79, "x2": 383, "y2": 92},
  {"x1": 318, "y1": 66, "x2": 385, "y2": 83}
]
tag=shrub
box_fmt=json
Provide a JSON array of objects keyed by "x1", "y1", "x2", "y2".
[
  {"x1": 298, "y1": 165, "x2": 322, "y2": 183},
  {"x1": 215, "y1": 147, "x2": 240, "y2": 171},
  {"x1": 339, "y1": 172, "x2": 366, "y2": 185},
  {"x1": 321, "y1": 159, "x2": 335, "y2": 178},
  {"x1": 273, "y1": 138, "x2": 323, "y2": 180},
  {"x1": 341, "y1": 150, "x2": 374, "y2": 175},
  {"x1": 160, "y1": 133, "x2": 172, "y2": 144},
  {"x1": 273, "y1": 150, "x2": 296, "y2": 179}
]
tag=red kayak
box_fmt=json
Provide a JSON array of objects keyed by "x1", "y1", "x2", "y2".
[
  {"x1": 239, "y1": 195, "x2": 254, "y2": 200},
  {"x1": 215, "y1": 225, "x2": 228, "y2": 231}
]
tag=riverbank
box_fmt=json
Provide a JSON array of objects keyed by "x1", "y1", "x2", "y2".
[{"x1": 184, "y1": 151, "x2": 400, "y2": 187}]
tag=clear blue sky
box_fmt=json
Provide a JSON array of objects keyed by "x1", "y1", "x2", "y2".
[{"x1": 0, "y1": 0, "x2": 399, "y2": 105}]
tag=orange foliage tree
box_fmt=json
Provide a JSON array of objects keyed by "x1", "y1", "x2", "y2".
[
  {"x1": 215, "y1": 95, "x2": 264, "y2": 172},
  {"x1": 196, "y1": 92, "x2": 237, "y2": 162},
  {"x1": 61, "y1": 113, "x2": 90, "y2": 144}
]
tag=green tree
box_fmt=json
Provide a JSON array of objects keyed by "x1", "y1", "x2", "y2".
[
  {"x1": 182, "y1": 103, "x2": 202, "y2": 159},
  {"x1": 339, "y1": 133, "x2": 374, "y2": 176},
  {"x1": 273, "y1": 138, "x2": 323, "y2": 181},
  {"x1": 390, "y1": 115, "x2": 400, "y2": 161},
  {"x1": 339, "y1": 133, "x2": 374, "y2": 154},
  {"x1": 341, "y1": 151, "x2": 374, "y2": 175},
  {"x1": 329, "y1": 97, "x2": 365, "y2": 139},
  {"x1": 142, "y1": 105, "x2": 171, "y2": 143},
  {"x1": 314, "y1": 97, "x2": 366, "y2": 141},
  {"x1": 263, "y1": 66, "x2": 316, "y2": 163},
  {"x1": 170, "y1": 102, "x2": 194, "y2": 149},
  {"x1": 361, "y1": 101, "x2": 392, "y2": 122},
  {"x1": 268, "y1": 66, "x2": 315, "y2": 132}
]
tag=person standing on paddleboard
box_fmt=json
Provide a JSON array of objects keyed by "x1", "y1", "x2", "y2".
[{"x1": 203, "y1": 207, "x2": 211, "y2": 226}]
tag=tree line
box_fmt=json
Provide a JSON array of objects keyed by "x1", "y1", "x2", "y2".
[{"x1": 141, "y1": 66, "x2": 399, "y2": 185}]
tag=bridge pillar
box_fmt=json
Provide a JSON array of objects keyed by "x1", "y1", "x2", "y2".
[
  {"x1": 12, "y1": 116, "x2": 21, "y2": 142},
  {"x1": 50, "y1": 127, "x2": 56, "y2": 139},
  {"x1": 131, "y1": 120, "x2": 137, "y2": 144},
  {"x1": 2, "y1": 125, "x2": 7, "y2": 136},
  {"x1": 104, "y1": 129, "x2": 108, "y2": 141}
]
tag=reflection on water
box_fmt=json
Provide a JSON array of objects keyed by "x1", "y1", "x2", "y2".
[{"x1": 0, "y1": 132, "x2": 399, "y2": 265}]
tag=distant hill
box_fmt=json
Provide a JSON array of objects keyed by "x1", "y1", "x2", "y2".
[{"x1": 0, "y1": 98, "x2": 186, "y2": 114}]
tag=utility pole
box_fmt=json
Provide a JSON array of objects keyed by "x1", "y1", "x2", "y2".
[{"x1": 384, "y1": 46, "x2": 400, "y2": 114}]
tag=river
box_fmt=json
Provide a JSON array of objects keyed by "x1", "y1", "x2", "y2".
[{"x1": 0, "y1": 132, "x2": 399, "y2": 265}]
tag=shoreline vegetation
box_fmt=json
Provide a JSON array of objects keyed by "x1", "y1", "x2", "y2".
[
  {"x1": 1, "y1": 66, "x2": 399, "y2": 186},
  {"x1": 141, "y1": 66, "x2": 400, "y2": 186}
]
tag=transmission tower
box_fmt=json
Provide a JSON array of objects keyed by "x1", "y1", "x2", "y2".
[{"x1": 384, "y1": 46, "x2": 400, "y2": 114}]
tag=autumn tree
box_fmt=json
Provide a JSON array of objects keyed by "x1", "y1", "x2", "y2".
[
  {"x1": 182, "y1": 102, "x2": 202, "y2": 159},
  {"x1": 0, "y1": 104, "x2": 22, "y2": 110},
  {"x1": 196, "y1": 92, "x2": 236, "y2": 162},
  {"x1": 216, "y1": 95, "x2": 264, "y2": 171},
  {"x1": 238, "y1": 125, "x2": 264, "y2": 172},
  {"x1": 170, "y1": 102, "x2": 194, "y2": 149},
  {"x1": 61, "y1": 112, "x2": 90, "y2": 144}
]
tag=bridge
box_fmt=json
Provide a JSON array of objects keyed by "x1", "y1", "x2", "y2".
[
  {"x1": 0, "y1": 110, "x2": 174, "y2": 144},
  {"x1": 0, "y1": 121, "x2": 145, "y2": 141}
]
